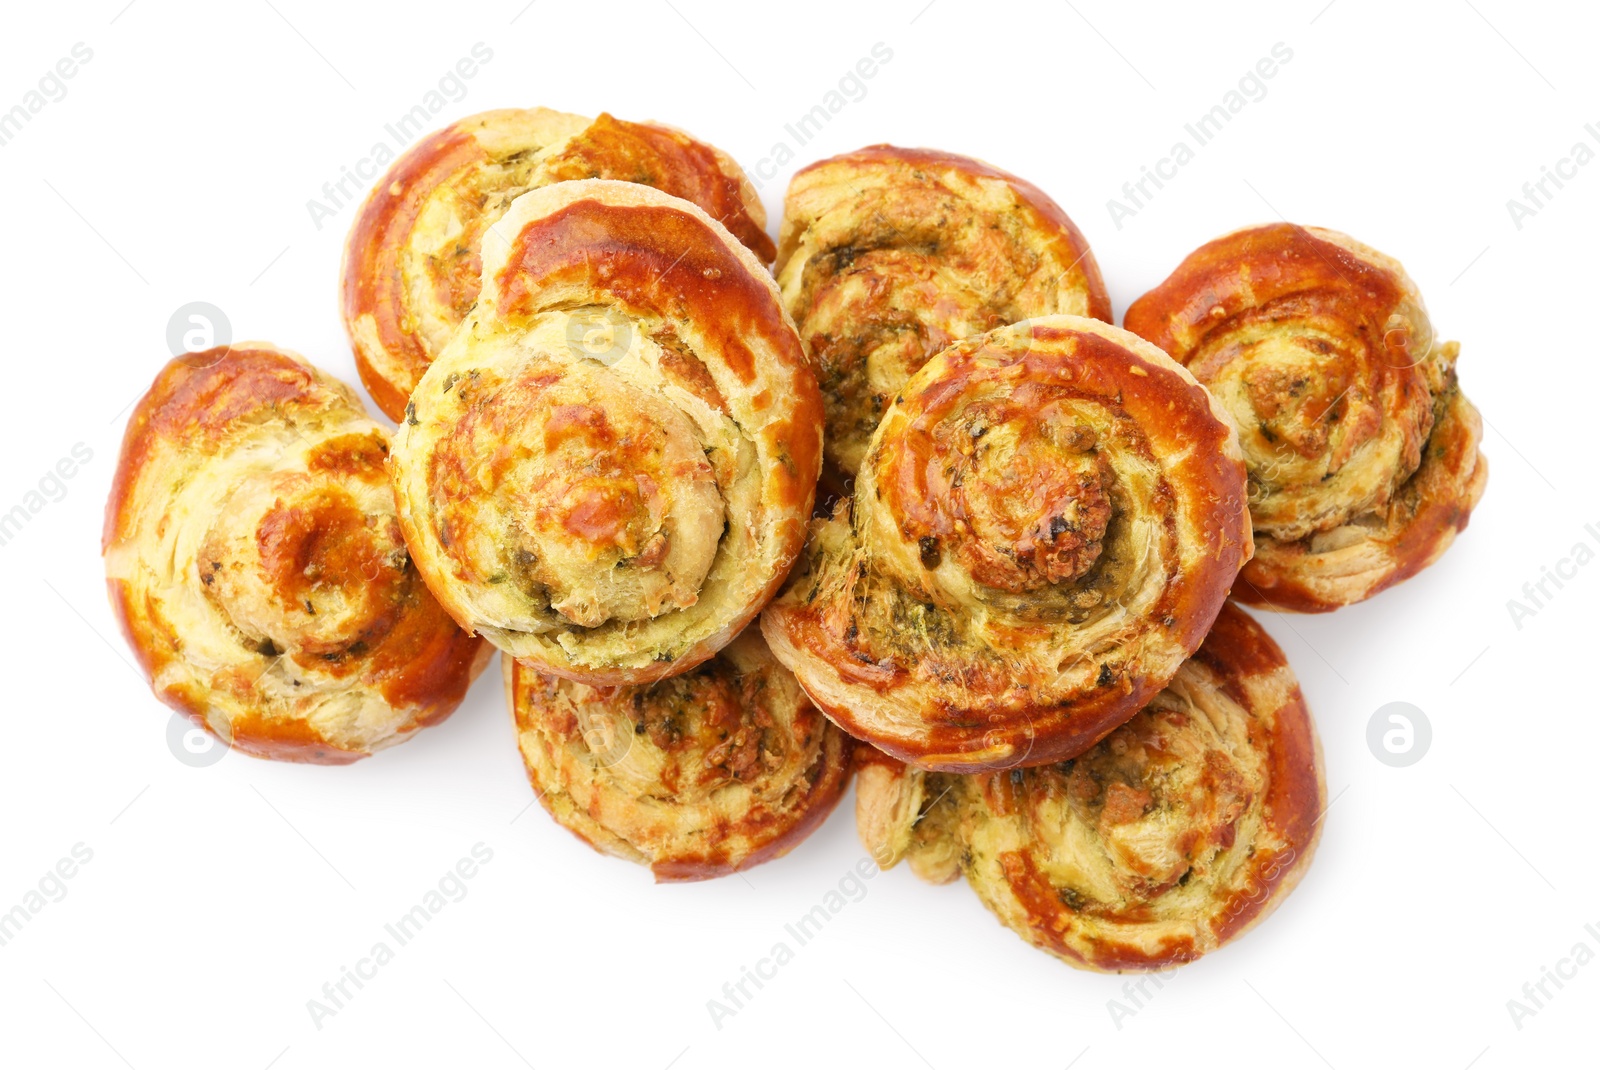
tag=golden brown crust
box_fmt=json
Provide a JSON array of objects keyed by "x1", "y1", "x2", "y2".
[
  {"x1": 858, "y1": 603, "x2": 1325, "y2": 971},
  {"x1": 391, "y1": 180, "x2": 822, "y2": 684},
  {"x1": 761, "y1": 315, "x2": 1251, "y2": 772},
  {"x1": 103, "y1": 344, "x2": 490, "y2": 763},
  {"x1": 505, "y1": 629, "x2": 851, "y2": 880},
  {"x1": 776, "y1": 144, "x2": 1112, "y2": 474},
  {"x1": 341, "y1": 108, "x2": 773, "y2": 421},
  {"x1": 1123, "y1": 223, "x2": 1488, "y2": 612}
]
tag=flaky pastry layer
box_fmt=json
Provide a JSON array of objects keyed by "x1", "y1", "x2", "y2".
[
  {"x1": 390, "y1": 180, "x2": 822, "y2": 683},
  {"x1": 857, "y1": 603, "x2": 1325, "y2": 971},
  {"x1": 1124, "y1": 223, "x2": 1487, "y2": 612},
  {"x1": 761, "y1": 315, "x2": 1251, "y2": 772},
  {"x1": 505, "y1": 628, "x2": 850, "y2": 880},
  {"x1": 342, "y1": 108, "x2": 774, "y2": 421},
  {"x1": 776, "y1": 145, "x2": 1111, "y2": 475},
  {"x1": 103, "y1": 344, "x2": 489, "y2": 763}
]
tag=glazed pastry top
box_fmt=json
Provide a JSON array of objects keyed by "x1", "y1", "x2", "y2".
[
  {"x1": 342, "y1": 108, "x2": 773, "y2": 420},
  {"x1": 391, "y1": 180, "x2": 821, "y2": 684},
  {"x1": 762, "y1": 315, "x2": 1251, "y2": 771},
  {"x1": 856, "y1": 603, "x2": 1325, "y2": 970},
  {"x1": 1124, "y1": 223, "x2": 1488, "y2": 611},
  {"x1": 103, "y1": 344, "x2": 487, "y2": 762},
  {"x1": 507, "y1": 629, "x2": 851, "y2": 880},
  {"x1": 777, "y1": 145, "x2": 1110, "y2": 474}
]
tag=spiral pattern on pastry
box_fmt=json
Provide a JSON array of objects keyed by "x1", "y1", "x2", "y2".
[
  {"x1": 390, "y1": 180, "x2": 823, "y2": 684},
  {"x1": 857, "y1": 602, "x2": 1325, "y2": 971},
  {"x1": 505, "y1": 628, "x2": 851, "y2": 880},
  {"x1": 761, "y1": 315, "x2": 1251, "y2": 772},
  {"x1": 342, "y1": 108, "x2": 775, "y2": 421},
  {"x1": 103, "y1": 344, "x2": 490, "y2": 763},
  {"x1": 776, "y1": 145, "x2": 1112, "y2": 475},
  {"x1": 1124, "y1": 223, "x2": 1488, "y2": 612}
]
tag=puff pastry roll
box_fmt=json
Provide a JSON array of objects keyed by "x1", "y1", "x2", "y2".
[
  {"x1": 776, "y1": 145, "x2": 1111, "y2": 475},
  {"x1": 342, "y1": 108, "x2": 775, "y2": 421},
  {"x1": 858, "y1": 602, "x2": 1325, "y2": 971},
  {"x1": 1124, "y1": 224, "x2": 1488, "y2": 612},
  {"x1": 390, "y1": 180, "x2": 823, "y2": 684},
  {"x1": 505, "y1": 629, "x2": 851, "y2": 880},
  {"x1": 761, "y1": 315, "x2": 1251, "y2": 772},
  {"x1": 103, "y1": 344, "x2": 490, "y2": 763}
]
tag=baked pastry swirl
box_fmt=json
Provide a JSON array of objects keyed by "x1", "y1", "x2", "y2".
[
  {"x1": 505, "y1": 629, "x2": 851, "y2": 880},
  {"x1": 761, "y1": 315, "x2": 1251, "y2": 772},
  {"x1": 390, "y1": 180, "x2": 822, "y2": 684},
  {"x1": 103, "y1": 344, "x2": 490, "y2": 763},
  {"x1": 776, "y1": 145, "x2": 1111, "y2": 475},
  {"x1": 857, "y1": 602, "x2": 1325, "y2": 971},
  {"x1": 342, "y1": 107, "x2": 775, "y2": 421},
  {"x1": 1124, "y1": 224, "x2": 1488, "y2": 612}
]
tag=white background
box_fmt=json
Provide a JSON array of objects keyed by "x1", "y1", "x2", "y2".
[{"x1": 1, "y1": 1, "x2": 1594, "y2": 1067}]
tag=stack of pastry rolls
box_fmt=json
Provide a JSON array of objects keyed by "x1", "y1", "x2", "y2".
[{"x1": 105, "y1": 110, "x2": 1485, "y2": 968}]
